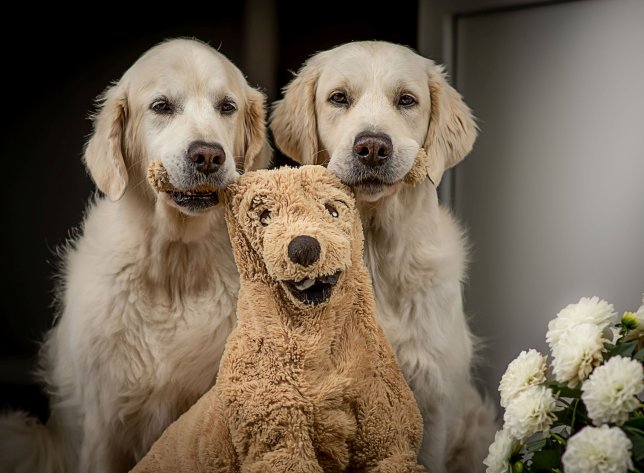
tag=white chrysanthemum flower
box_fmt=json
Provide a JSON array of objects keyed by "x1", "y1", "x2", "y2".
[
  {"x1": 550, "y1": 323, "x2": 606, "y2": 387},
  {"x1": 581, "y1": 355, "x2": 644, "y2": 426},
  {"x1": 483, "y1": 429, "x2": 519, "y2": 473},
  {"x1": 503, "y1": 385, "x2": 560, "y2": 441},
  {"x1": 499, "y1": 349, "x2": 548, "y2": 408},
  {"x1": 546, "y1": 296, "x2": 617, "y2": 350},
  {"x1": 562, "y1": 425, "x2": 633, "y2": 473}
]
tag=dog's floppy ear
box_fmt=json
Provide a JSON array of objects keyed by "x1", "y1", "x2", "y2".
[
  {"x1": 423, "y1": 61, "x2": 478, "y2": 186},
  {"x1": 242, "y1": 87, "x2": 272, "y2": 172},
  {"x1": 269, "y1": 59, "x2": 321, "y2": 165},
  {"x1": 83, "y1": 82, "x2": 129, "y2": 201}
]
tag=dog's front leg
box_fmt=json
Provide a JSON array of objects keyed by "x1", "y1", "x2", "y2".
[
  {"x1": 78, "y1": 414, "x2": 133, "y2": 473},
  {"x1": 419, "y1": 404, "x2": 448, "y2": 473}
]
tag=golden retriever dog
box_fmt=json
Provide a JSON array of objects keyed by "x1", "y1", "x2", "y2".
[
  {"x1": 270, "y1": 40, "x2": 497, "y2": 473},
  {"x1": 0, "y1": 38, "x2": 270, "y2": 473}
]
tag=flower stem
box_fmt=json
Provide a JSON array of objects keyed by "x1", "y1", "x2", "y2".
[
  {"x1": 570, "y1": 398, "x2": 579, "y2": 432},
  {"x1": 551, "y1": 432, "x2": 566, "y2": 446}
]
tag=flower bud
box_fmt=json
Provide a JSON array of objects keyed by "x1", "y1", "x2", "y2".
[
  {"x1": 512, "y1": 460, "x2": 524, "y2": 473},
  {"x1": 622, "y1": 311, "x2": 639, "y2": 331}
]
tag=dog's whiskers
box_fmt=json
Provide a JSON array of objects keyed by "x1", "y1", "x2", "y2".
[
  {"x1": 312, "y1": 148, "x2": 330, "y2": 165},
  {"x1": 127, "y1": 175, "x2": 151, "y2": 194},
  {"x1": 232, "y1": 154, "x2": 245, "y2": 174}
]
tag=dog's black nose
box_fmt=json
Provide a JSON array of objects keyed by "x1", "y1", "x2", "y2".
[
  {"x1": 187, "y1": 141, "x2": 226, "y2": 175},
  {"x1": 288, "y1": 235, "x2": 321, "y2": 267},
  {"x1": 352, "y1": 132, "x2": 393, "y2": 167}
]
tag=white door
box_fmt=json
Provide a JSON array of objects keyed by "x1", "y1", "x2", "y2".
[{"x1": 420, "y1": 0, "x2": 644, "y2": 405}]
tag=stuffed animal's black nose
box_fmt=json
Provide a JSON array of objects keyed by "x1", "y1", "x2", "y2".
[{"x1": 288, "y1": 235, "x2": 321, "y2": 267}]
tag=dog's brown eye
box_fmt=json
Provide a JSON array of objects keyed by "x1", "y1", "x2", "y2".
[
  {"x1": 325, "y1": 203, "x2": 339, "y2": 218},
  {"x1": 328, "y1": 91, "x2": 349, "y2": 106},
  {"x1": 398, "y1": 94, "x2": 417, "y2": 108},
  {"x1": 151, "y1": 98, "x2": 174, "y2": 115},
  {"x1": 219, "y1": 100, "x2": 237, "y2": 115},
  {"x1": 259, "y1": 209, "x2": 271, "y2": 226}
]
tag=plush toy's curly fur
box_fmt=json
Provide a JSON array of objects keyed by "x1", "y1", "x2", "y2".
[
  {"x1": 147, "y1": 159, "x2": 219, "y2": 193},
  {"x1": 131, "y1": 165, "x2": 426, "y2": 472}
]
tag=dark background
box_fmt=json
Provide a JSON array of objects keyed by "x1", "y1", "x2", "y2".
[{"x1": 0, "y1": 1, "x2": 417, "y2": 422}]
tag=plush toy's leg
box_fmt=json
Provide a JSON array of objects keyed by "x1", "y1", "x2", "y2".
[
  {"x1": 372, "y1": 454, "x2": 427, "y2": 473},
  {"x1": 242, "y1": 451, "x2": 323, "y2": 473},
  {"x1": 131, "y1": 389, "x2": 237, "y2": 472}
]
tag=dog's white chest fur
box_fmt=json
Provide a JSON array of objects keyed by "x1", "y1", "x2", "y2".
[
  {"x1": 358, "y1": 182, "x2": 489, "y2": 472},
  {"x1": 47, "y1": 198, "x2": 239, "y2": 462}
]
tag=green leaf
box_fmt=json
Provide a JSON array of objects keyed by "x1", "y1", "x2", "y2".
[
  {"x1": 635, "y1": 348, "x2": 644, "y2": 362},
  {"x1": 525, "y1": 438, "x2": 548, "y2": 453},
  {"x1": 607, "y1": 340, "x2": 638, "y2": 359},
  {"x1": 623, "y1": 426, "x2": 644, "y2": 462},
  {"x1": 530, "y1": 448, "x2": 562, "y2": 471},
  {"x1": 546, "y1": 381, "x2": 580, "y2": 399},
  {"x1": 625, "y1": 417, "x2": 644, "y2": 431}
]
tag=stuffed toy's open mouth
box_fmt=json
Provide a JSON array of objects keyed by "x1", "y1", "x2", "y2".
[
  {"x1": 167, "y1": 189, "x2": 219, "y2": 211},
  {"x1": 282, "y1": 271, "x2": 342, "y2": 305}
]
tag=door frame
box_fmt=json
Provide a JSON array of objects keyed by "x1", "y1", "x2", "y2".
[{"x1": 417, "y1": 0, "x2": 577, "y2": 206}]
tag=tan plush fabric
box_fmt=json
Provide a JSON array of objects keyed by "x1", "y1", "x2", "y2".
[
  {"x1": 131, "y1": 165, "x2": 426, "y2": 473},
  {"x1": 402, "y1": 148, "x2": 429, "y2": 187},
  {"x1": 147, "y1": 159, "x2": 219, "y2": 193}
]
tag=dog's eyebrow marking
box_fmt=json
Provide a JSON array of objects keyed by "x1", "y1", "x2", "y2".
[{"x1": 392, "y1": 82, "x2": 422, "y2": 103}]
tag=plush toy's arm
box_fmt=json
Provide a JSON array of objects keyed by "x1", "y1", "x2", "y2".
[
  {"x1": 350, "y1": 333, "x2": 427, "y2": 473},
  {"x1": 221, "y1": 379, "x2": 324, "y2": 473},
  {"x1": 129, "y1": 388, "x2": 237, "y2": 473},
  {"x1": 351, "y1": 393, "x2": 427, "y2": 473}
]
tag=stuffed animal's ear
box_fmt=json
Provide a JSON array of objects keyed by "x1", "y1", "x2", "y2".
[
  {"x1": 222, "y1": 183, "x2": 264, "y2": 282},
  {"x1": 83, "y1": 83, "x2": 129, "y2": 201},
  {"x1": 269, "y1": 59, "x2": 321, "y2": 165},
  {"x1": 242, "y1": 86, "x2": 272, "y2": 172},
  {"x1": 423, "y1": 61, "x2": 478, "y2": 186}
]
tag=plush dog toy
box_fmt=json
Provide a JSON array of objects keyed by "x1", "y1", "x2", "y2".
[{"x1": 131, "y1": 165, "x2": 426, "y2": 472}]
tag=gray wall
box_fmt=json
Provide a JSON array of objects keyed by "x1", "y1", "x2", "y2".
[{"x1": 422, "y1": 0, "x2": 644, "y2": 404}]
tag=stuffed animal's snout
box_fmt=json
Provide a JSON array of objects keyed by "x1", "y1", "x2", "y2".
[
  {"x1": 287, "y1": 235, "x2": 321, "y2": 267},
  {"x1": 263, "y1": 214, "x2": 352, "y2": 287}
]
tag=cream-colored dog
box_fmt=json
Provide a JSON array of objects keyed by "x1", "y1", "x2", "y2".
[
  {"x1": 270, "y1": 40, "x2": 497, "y2": 473},
  {"x1": 0, "y1": 38, "x2": 270, "y2": 473}
]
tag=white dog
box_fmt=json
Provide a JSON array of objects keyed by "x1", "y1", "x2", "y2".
[
  {"x1": 270, "y1": 40, "x2": 497, "y2": 473},
  {"x1": 0, "y1": 38, "x2": 270, "y2": 473}
]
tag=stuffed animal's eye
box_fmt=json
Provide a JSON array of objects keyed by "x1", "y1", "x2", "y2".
[
  {"x1": 150, "y1": 98, "x2": 175, "y2": 115},
  {"x1": 325, "y1": 203, "x2": 339, "y2": 218},
  {"x1": 259, "y1": 209, "x2": 271, "y2": 226},
  {"x1": 328, "y1": 91, "x2": 349, "y2": 106},
  {"x1": 398, "y1": 94, "x2": 417, "y2": 108}
]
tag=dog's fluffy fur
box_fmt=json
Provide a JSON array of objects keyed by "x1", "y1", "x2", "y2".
[
  {"x1": 270, "y1": 40, "x2": 498, "y2": 473},
  {"x1": 131, "y1": 165, "x2": 425, "y2": 472},
  {"x1": 0, "y1": 38, "x2": 270, "y2": 473}
]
